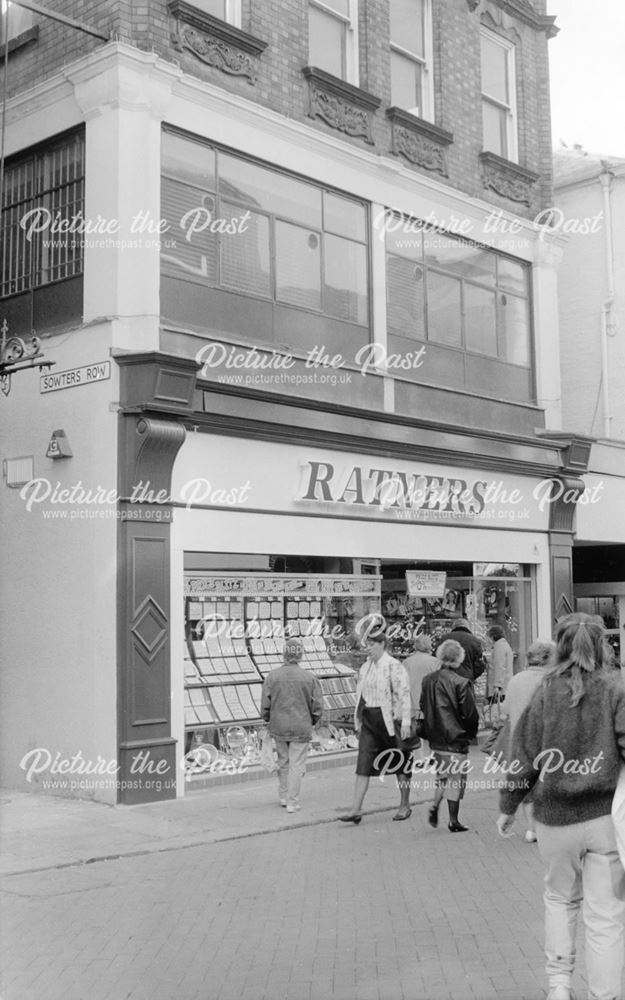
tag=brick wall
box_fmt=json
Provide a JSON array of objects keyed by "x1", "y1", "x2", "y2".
[{"x1": 5, "y1": 0, "x2": 554, "y2": 216}]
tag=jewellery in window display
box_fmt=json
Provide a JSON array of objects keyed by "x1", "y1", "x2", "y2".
[
  {"x1": 384, "y1": 594, "x2": 399, "y2": 616},
  {"x1": 225, "y1": 726, "x2": 249, "y2": 758},
  {"x1": 485, "y1": 587, "x2": 499, "y2": 615}
]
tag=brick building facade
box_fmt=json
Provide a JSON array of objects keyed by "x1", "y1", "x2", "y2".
[{"x1": 3, "y1": 0, "x2": 600, "y2": 804}]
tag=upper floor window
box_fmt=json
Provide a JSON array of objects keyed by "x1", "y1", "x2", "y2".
[
  {"x1": 385, "y1": 220, "x2": 532, "y2": 401},
  {"x1": 1, "y1": 130, "x2": 84, "y2": 299},
  {"x1": 0, "y1": 0, "x2": 34, "y2": 44},
  {"x1": 390, "y1": 0, "x2": 433, "y2": 120},
  {"x1": 161, "y1": 129, "x2": 369, "y2": 328},
  {"x1": 190, "y1": 0, "x2": 241, "y2": 26},
  {"x1": 308, "y1": 0, "x2": 358, "y2": 84},
  {"x1": 480, "y1": 28, "x2": 517, "y2": 162}
]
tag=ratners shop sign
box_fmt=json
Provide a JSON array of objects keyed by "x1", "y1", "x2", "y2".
[{"x1": 296, "y1": 459, "x2": 543, "y2": 527}]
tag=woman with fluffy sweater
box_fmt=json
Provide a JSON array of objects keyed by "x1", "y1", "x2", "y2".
[{"x1": 497, "y1": 613, "x2": 625, "y2": 1000}]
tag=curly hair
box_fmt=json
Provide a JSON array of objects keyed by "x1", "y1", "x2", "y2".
[{"x1": 436, "y1": 639, "x2": 465, "y2": 669}]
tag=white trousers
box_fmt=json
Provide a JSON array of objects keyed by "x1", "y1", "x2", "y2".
[{"x1": 536, "y1": 814, "x2": 625, "y2": 1000}]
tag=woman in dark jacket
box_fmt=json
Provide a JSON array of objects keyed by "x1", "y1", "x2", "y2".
[{"x1": 420, "y1": 639, "x2": 479, "y2": 832}]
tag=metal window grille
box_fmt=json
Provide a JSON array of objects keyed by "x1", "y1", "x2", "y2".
[{"x1": 1, "y1": 132, "x2": 85, "y2": 298}]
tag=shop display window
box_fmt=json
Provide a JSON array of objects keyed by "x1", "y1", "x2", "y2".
[
  {"x1": 183, "y1": 572, "x2": 381, "y2": 777},
  {"x1": 382, "y1": 562, "x2": 533, "y2": 674}
]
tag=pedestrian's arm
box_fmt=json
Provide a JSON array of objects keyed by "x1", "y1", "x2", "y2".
[
  {"x1": 311, "y1": 677, "x2": 323, "y2": 726},
  {"x1": 260, "y1": 678, "x2": 271, "y2": 723},
  {"x1": 499, "y1": 697, "x2": 543, "y2": 816},
  {"x1": 491, "y1": 643, "x2": 505, "y2": 689},
  {"x1": 613, "y1": 683, "x2": 625, "y2": 762},
  {"x1": 391, "y1": 661, "x2": 411, "y2": 730},
  {"x1": 473, "y1": 646, "x2": 487, "y2": 681},
  {"x1": 458, "y1": 680, "x2": 479, "y2": 738}
]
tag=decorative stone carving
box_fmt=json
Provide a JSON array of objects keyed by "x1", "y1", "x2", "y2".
[
  {"x1": 394, "y1": 126, "x2": 446, "y2": 172},
  {"x1": 168, "y1": 1, "x2": 267, "y2": 84},
  {"x1": 303, "y1": 67, "x2": 381, "y2": 145},
  {"x1": 479, "y1": 151, "x2": 539, "y2": 206},
  {"x1": 309, "y1": 88, "x2": 371, "y2": 142},
  {"x1": 176, "y1": 26, "x2": 256, "y2": 81},
  {"x1": 386, "y1": 108, "x2": 453, "y2": 175}
]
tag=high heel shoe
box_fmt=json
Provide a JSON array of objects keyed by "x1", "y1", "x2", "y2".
[
  {"x1": 338, "y1": 813, "x2": 362, "y2": 824},
  {"x1": 448, "y1": 821, "x2": 469, "y2": 833}
]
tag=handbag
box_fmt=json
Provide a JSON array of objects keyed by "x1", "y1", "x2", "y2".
[
  {"x1": 611, "y1": 764, "x2": 625, "y2": 869},
  {"x1": 394, "y1": 716, "x2": 424, "y2": 747},
  {"x1": 259, "y1": 729, "x2": 278, "y2": 774}
]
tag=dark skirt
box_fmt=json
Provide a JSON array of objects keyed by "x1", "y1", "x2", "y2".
[{"x1": 356, "y1": 707, "x2": 402, "y2": 777}]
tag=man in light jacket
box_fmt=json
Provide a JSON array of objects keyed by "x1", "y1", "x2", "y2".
[{"x1": 261, "y1": 638, "x2": 322, "y2": 814}]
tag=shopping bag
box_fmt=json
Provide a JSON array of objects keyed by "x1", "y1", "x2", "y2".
[
  {"x1": 611, "y1": 764, "x2": 625, "y2": 868},
  {"x1": 481, "y1": 715, "x2": 511, "y2": 762},
  {"x1": 260, "y1": 729, "x2": 278, "y2": 774},
  {"x1": 489, "y1": 689, "x2": 504, "y2": 727}
]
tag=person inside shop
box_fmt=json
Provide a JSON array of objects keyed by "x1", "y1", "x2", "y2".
[
  {"x1": 338, "y1": 622, "x2": 411, "y2": 824},
  {"x1": 497, "y1": 613, "x2": 625, "y2": 1000},
  {"x1": 394, "y1": 633, "x2": 439, "y2": 819},
  {"x1": 261, "y1": 638, "x2": 323, "y2": 814},
  {"x1": 436, "y1": 618, "x2": 487, "y2": 684},
  {"x1": 485, "y1": 624, "x2": 514, "y2": 722},
  {"x1": 420, "y1": 639, "x2": 479, "y2": 833}
]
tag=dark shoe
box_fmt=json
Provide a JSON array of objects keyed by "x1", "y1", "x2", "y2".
[
  {"x1": 338, "y1": 813, "x2": 362, "y2": 824},
  {"x1": 448, "y1": 821, "x2": 469, "y2": 833},
  {"x1": 428, "y1": 806, "x2": 439, "y2": 828},
  {"x1": 392, "y1": 807, "x2": 412, "y2": 821}
]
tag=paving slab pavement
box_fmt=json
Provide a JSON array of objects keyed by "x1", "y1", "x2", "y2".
[
  {"x1": 3, "y1": 747, "x2": 618, "y2": 1000},
  {"x1": 0, "y1": 790, "x2": 596, "y2": 1000},
  {"x1": 1, "y1": 752, "x2": 463, "y2": 875}
]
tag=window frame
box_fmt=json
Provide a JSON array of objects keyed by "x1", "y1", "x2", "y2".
[
  {"x1": 1, "y1": 128, "x2": 85, "y2": 300},
  {"x1": 308, "y1": 0, "x2": 359, "y2": 85},
  {"x1": 0, "y1": 0, "x2": 35, "y2": 44},
  {"x1": 160, "y1": 129, "x2": 370, "y2": 329},
  {"x1": 385, "y1": 224, "x2": 532, "y2": 370},
  {"x1": 480, "y1": 27, "x2": 518, "y2": 163},
  {"x1": 389, "y1": 0, "x2": 434, "y2": 122},
  {"x1": 189, "y1": 0, "x2": 241, "y2": 27}
]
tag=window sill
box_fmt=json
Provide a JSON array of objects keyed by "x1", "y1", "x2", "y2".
[
  {"x1": 167, "y1": 2, "x2": 267, "y2": 55},
  {"x1": 386, "y1": 107, "x2": 453, "y2": 176},
  {"x1": 479, "y1": 151, "x2": 539, "y2": 206},
  {"x1": 302, "y1": 67, "x2": 381, "y2": 145},
  {"x1": 0, "y1": 25, "x2": 39, "y2": 61}
]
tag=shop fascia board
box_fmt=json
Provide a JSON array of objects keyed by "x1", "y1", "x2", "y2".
[
  {"x1": 121, "y1": 399, "x2": 565, "y2": 479},
  {"x1": 115, "y1": 352, "x2": 566, "y2": 477},
  {"x1": 186, "y1": 403, "x2": 564, "y2": 479}
]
